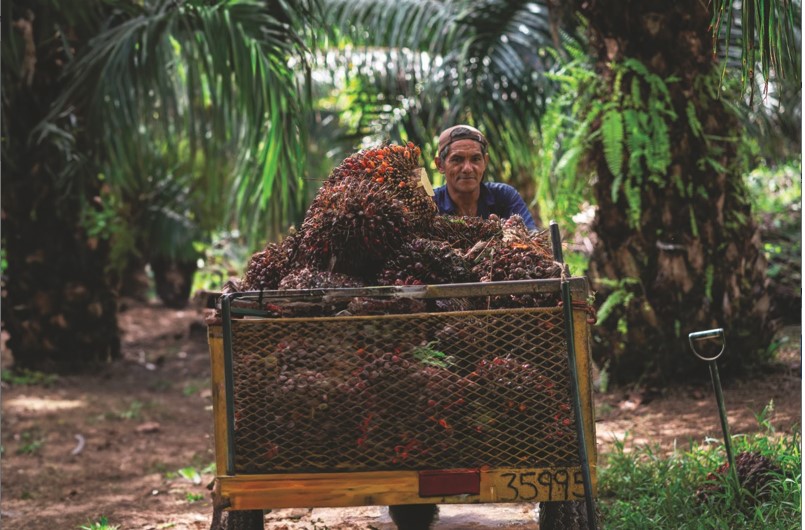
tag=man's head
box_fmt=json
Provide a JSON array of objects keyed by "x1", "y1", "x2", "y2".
[{"x1": 435, "y1": 125, "x2": 489, "y2": 197}]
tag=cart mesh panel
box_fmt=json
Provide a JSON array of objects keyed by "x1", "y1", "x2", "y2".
[{"x1": 230, "y1": 307, "x2": 578, "y2": 474}]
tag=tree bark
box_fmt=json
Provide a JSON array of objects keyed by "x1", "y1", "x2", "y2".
[
  {"x1": 580, "y1": 0, "x2": 776, "y2": 383},
  {"x1": 2, "y1": 6, "x2": 120, "y2": 372}
]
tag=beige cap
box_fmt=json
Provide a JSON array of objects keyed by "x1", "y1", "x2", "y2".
[{"x1": 437, "y1": 125, "x2": 488, "y2": 157}]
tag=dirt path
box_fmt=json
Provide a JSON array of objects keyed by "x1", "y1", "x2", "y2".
[{"x1": 1, "y1": 302, "x2": 800, "y2": 530}]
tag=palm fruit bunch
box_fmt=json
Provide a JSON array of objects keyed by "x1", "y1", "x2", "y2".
[
  {"x1": 278, "y1": 267, "x2": 364, "y2": 290},
  {"x1": 430, "y1": 214, "x2": 504, "y2": 251},
  {"x1": 337, "y1": 341, "x2": 472, "y2": 468},
  {"x1": 298, "y1": 178, "x2": 411, "y2": 277},
  {"x1": 412, "y1": 367, "x2": 476, "y2": 464},
  {"x1": 241, "y1": 231, "x2": 300, "y2": 291},
  {"x1": 326, "y1": 143, "x2": 437, "y2": 232},
  {"x1": 468, "y1": 356, "x2": 574, "y2": 461},
  {"x1": 696, "y1": 451, "x2": 784, "y2": 504},
  {"x1": 468, "y1": 216, "x2": 562, "y2": 308},
  {"x1": 297, "y1": 143, "x2": 435, "y2": 278},
  {"x1": 432, "y1": 317, "x2": 493, "y2": 374},
  {"x1": 231, "y1": 351, "x2": 277, "y2": 471},
  {"x1": 256, "y1": 339, "x2": 364, "y2": 467},
  {"x1": 376, "y1": 238, "x2": 476, "y2": 286}
]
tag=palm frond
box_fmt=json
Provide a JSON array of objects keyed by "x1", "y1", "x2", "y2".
[
  {"x1": 318, "y1": 0, "x2": 561, "y2": 191},
  {"x1": 37, "y1": 0, "x2": 316, "y2": 246},
  {"x1": 711, "y1": 0, "x2": 800, "y2": 102}
]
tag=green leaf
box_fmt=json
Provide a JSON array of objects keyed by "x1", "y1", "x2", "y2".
[
  {"x1": 597, "y1": 290, "x2": 627, "y2": 324},
  {"x1": 686, "y1": 101, "x2": 704, "y2": 139},
  {"x1": 412, "y1": 342, "x2": 450, "y2": 368},
  {"x1": 602, "y1": 109, "x2": 624, "y2": 178},
  {"x1": 178, "y1": 466, "x2": 202, "y2": 485}
]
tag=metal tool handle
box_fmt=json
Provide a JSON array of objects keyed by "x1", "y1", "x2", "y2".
[
  {"x1": 688, "y1": 327, "x2": 738, "y2": 489},
  {"x1": 688, "y1": 328, "x2": 725, "y2": 361}
]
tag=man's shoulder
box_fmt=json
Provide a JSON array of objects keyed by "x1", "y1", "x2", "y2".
[
  {"x1": 483, "y1": 181, "x2": 520, "y2": 197},
  {"x1": 432, "y1": 184, "x2": 453, "y2": 213},
  {"x1": 484, "y1": 181, "x2": 516, "y2": 191}
]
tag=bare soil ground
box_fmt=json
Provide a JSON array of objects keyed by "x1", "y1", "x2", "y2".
[{"x1": 1, "y1": 301, "x2": 800, "y2": 530}]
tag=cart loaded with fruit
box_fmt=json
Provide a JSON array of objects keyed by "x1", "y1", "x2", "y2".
[{"x1": 206, "y1": 143, "x2": 599, "y2": 530}]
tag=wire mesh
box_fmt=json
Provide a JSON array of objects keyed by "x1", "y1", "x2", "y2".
[{"x1": 228, "y1": 305, "x2": 580, "y2": 474}]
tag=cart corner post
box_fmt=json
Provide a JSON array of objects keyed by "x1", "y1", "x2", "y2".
[
  {"x1": 550, "y1": 220, "x2": 599, "y2": 530},
  {"x1": 207, "y1": 322, "x2": 230, "y2": 479}
]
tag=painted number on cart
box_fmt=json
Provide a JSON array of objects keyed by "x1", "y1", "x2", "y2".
[{"x1": 494, "y1": 470, "x2": 585, "y2": 501}]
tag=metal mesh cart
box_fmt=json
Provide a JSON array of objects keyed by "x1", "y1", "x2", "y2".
[{"x1": 207, "y1": 274, "x2": 597, "y2": 528}]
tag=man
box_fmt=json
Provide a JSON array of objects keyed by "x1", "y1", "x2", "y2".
[
  {"x1": 433, "y1": 124, "x2": 538, "y2": 230},
  {"x1": 386, "y1": 127, "x2": 540, "y2": 530}
]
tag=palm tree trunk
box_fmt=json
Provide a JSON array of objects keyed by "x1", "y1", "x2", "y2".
[
  {"x1": 2, "y1": 6, "x2": 120, "y2": 371},
  {"x1": 579, "y1": 0, "x2": 776, "y2": 382}
]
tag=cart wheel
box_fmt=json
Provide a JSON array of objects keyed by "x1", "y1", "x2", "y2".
[
  {"x1": 388, "y1": 504, "x2": 439, "y2": 530},
  {"x1": 538, "y1": 501, "x2": 590, "y2": 530},
  {"x1": 210, "y1": 506, "x2": 264, "y2": 530}
]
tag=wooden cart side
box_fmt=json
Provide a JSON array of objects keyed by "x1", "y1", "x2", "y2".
[
  {"x1": 219, "y1": 466, "x2": 590, "y2": 510},
  {"x1": 208, "y1": 325, "x2": 229, "y2": 477},
  {"x1": 573, "y1": 306, "x2": 598, "y2": 495}
]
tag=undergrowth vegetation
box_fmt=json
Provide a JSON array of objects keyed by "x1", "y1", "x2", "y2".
[
  {"x1": 747, "y1": 159, "x2": 802, "y2": 323},
  {"x1": 598, "y1": 403, "x2": 801, "y2": 529}
]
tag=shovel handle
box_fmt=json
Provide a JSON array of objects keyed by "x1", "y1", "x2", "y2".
[{"x1": 688, "y1": 328, "x2": 725, "y2": 361}]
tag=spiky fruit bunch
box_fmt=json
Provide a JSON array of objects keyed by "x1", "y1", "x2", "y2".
[
  {"x1": 327, "y1": 143, "x2": 437, "y2": 231},
  {"x1": 298, "y1": 178, "x2": 412, "y2": 277},
  {"x1": 696, "y1": 451, "x2": 784, "y2": 504},
  {"x1": 431, "y1": 215, "x2": 504, "y2": 251},
  {"x1": 432, "y1": 317, "x2": 491, "y2": 371},
  {"x1": 278, "y1": 267, "x2": 364, "y2": 291},
  {"x1": 467, "y1": 216, "x2": 561, "y2": 308},
  {"x1": 242, "y1": 232, "x2": 300, "y2": 291},
  {"x1": 376, "y1": 238, "x2": 476, "y2": 286},
  {"x1": 470, "y1": 356, "x2": 574, "y2": 443}
]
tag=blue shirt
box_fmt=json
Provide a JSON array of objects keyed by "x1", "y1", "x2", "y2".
[{"x1": 433, "y1": 182, "x2": 538, "y2": 231}]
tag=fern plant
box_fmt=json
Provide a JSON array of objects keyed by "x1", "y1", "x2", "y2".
[
  {"x1": 601, "y1": 59, "x2": 678, "y2": 228},
  {"x1": 534, "y1": 37, "x2": 601, "y2": 229},
  {"x1": 536, "y1": 52, "x2": 679, "y2": 230},
  {"x1": 595, "y1": 277, "x2": 643, "y2": 335}
]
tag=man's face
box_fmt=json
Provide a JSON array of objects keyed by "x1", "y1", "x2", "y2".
[{"x1": 436, "y1": 139, "x2": 488, "y2": 196}]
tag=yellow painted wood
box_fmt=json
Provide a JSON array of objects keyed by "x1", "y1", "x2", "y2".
[
  {"x1": 572, "y1": 304, "x2": 598, "y2": 495},
  {"x1": 219, "y1": 466, "x2": 595, "y2": 510},
  {"x1": 208, "y1": 325, "x2": 228, "y2": 476},
  {"x1": 221, "y1": 470, "x2": 425, "y2": 510}
]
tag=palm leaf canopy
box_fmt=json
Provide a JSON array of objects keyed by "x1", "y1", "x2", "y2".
[
  {"x1": 318, "y1": 0, "x2": 563, "y2": 185},
  {"x1": 38, "y1": 0, "x2": 318, "y2": 246}
]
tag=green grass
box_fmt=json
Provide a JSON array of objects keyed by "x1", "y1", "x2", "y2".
[
  {"x1": 78, "y1": 516, "x2": 119, "y2": 530},
  {"x1": 597, "y1": 404, "x2": 801, "y2": 529},
  {"x1": 97, "y1": 399, "x2": 146, "y2": 422},
  {"x1": 1, "y1": 368, "x2": 58, "y2": 387},
  {"x1": 185, "y1": 492, "x2": 205, "y2": 503},
  {"x1": 16, "y1": 430, "x2": 45, "y2": 455}
]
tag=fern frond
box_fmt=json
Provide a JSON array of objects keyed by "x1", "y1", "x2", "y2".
[
  {"x1": 686, "y1": 101, "x2": 704, "y2": 139},
  {"x1": 596, "y1": 289, "x2": 627, "y2": 324},
  {"x1": 602, "y1": 109, "x2": 624, "y2": 177},
  {"x1": 623, "y1": 178, "x2": 642, "y2": 227},
  {"x1": 630, "y1": 76, "x2": 642, "y2": 108}
]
